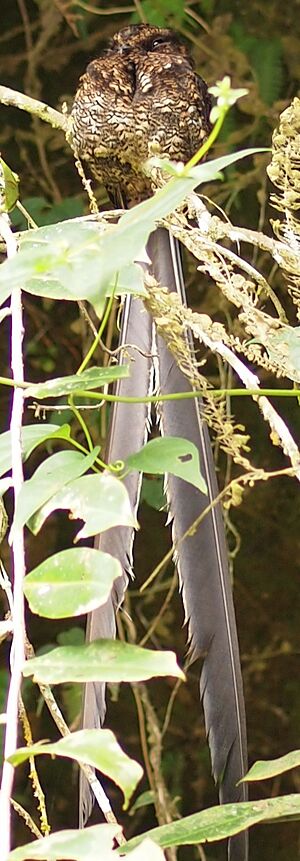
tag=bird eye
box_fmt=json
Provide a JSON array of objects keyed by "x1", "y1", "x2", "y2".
[{"x1": 151, "y1": 36, "x2": 168, "y2": 49}]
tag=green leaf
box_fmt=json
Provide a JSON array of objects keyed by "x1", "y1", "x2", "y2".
[
  {"x1": 29, "y1": 472, "x2": 137, "y2": 539},
  {"x1": 7, "y1": 829, "x2": 165, "y2": 861},
  {"x1": 10, "y1": 195, "x2": 85, "y2": 229},
  {"x1": 7, "y1": 824, "x2": 122, "y2": 861},
  {"x1": 0, "y1": 149, "x2": 266, "y2": 310},
  {"x1": 244, "y1": 750, "x2": 300, "y2": 782},
  {"x1": 22, "y1": 639, "x2": 185, "y2": 684},
  {"x1": 124, "y1": 839, "x2": 165, "y2": 860},
  {"x1": 0, "y1": 424, "x2": 71, "y2": 478},
  {"x1": 231, "y1": 25, "x2": 284, "y2": 106},
  {"x1": 0, "y1": 158, "x2": 19, "y2": 211},
  {"x1": 9, "y1": 728, "x2": 143, "y2": 808},
  {"x1": 25, "y1": 364, "x2": 130, "y2": 399},
  {"x1": 127, "y1": 437, "x2": 207, "y2": 493},
  {"x1": 129, "y1": 790, "x2": 155, "y2": 815},
  {"x1": 122, "y1": 794, "x2": 300, "y2": 853},
  {"x1": 57, "y1": 627, "x2": 84, "y2": 647},
  {"x1": 136, "y1": 0, "x2": 185, "y2": 27},
  {"x1": 23, "y1": 547, "x2": 121, "y2": 618},
  {"x1": 107, "y1": 264, "x2": 147, "y2": 297},
  {"x1": 141, "y1": 477, "x2": 165, "y2": 511},
  {"x1": 0, "y1": 220, "x2": 114, "y2": 305},
  {"x1": 113, "y1": 149, "x2": 267, "y2": 276},
  {"x1": 11, "y1": 448, "x2": 99, "y2": 537},
  {"x1": 0, "y1": 221, "x2": 146, "y2": 311}
]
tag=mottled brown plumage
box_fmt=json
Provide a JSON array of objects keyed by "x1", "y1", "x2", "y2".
[{"x1": 71, "y1": 23, "x2": 211, "y2": 201}]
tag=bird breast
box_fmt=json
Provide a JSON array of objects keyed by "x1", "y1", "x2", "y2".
[{"x1": 70, "y1": 32, "x2": 211, "y2": 201}]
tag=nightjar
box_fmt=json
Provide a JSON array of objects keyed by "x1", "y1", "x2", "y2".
[
  {"x1": 72, "y1": 29, "x2": 249, "y2": 861},
  {"x1": 71, "y1": 23, "x2": 211, "y2": 203}
]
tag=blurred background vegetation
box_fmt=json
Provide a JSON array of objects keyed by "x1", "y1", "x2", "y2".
[{"x1": 0, "y1": 1, "x2": 299, "y2": 859}]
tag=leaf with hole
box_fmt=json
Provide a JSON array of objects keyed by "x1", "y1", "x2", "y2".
[
  {"x1": 126, "y1": 437, "x2": 207, "y2": 493},
  {"x1": 29, "y1": 472, "x2": 137, "y2": 539}
]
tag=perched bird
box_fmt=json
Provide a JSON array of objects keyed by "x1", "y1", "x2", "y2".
[
  {"x1": 71, "y1": 23, "x2": 211, "y2": 203},
  {"x1": 71, "y1": 24, "x2": 248, "y2": 861}
]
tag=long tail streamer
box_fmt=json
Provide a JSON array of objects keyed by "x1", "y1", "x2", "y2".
[{"x1": 80, "y1": 228, "x2": 248, "y2": 861}]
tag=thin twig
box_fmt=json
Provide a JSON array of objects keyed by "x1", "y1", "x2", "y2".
[
  {"x1": 24, "y1": 637, "x2": 125, "y2": 841},
  {"x1": 0, "y1": 208, "x2": 25, "y2": 861},
  {"x1": 10, "y1": 799, "x2": 42, "y2": 840},
  {"x1": 75, "y1": 1, "x2": 135, "y2": 14},
  {"x1": 18, "y1": 696, "x2": 50, "y2": 836}
]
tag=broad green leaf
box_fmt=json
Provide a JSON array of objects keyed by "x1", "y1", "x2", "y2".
[
  {"x1": 0, "y1": 220, "x2": 112, "y2": 305},
  {"x1": 24, "y1": 547, "x2": 121, "y2": 618},
  {"x1": 140, "y1": 0, "x2": 185, "y2": 26},
  {"x1": 25, "y1": 364, "x2": 129, "y2": 399},
  {"x1": 244, "y1": 750, "x2": 300, "y2": 782},
  {"x1": 7, "y1": 824, "x2": 122, "y2": 861},
  {"x1": 30, "y1": 472, "x2": 137, "y2": 539},
  {"x1": 22, "y1": 639, "x2": 185, "y2": 684},
  {"x1": 10, "y1": 195, "x2": 85, "y2": 229},
  {"x1": 7, "y1": 828, "x2": 165, "y2": 861},
  {"x1": 231, "y1": 27, "x2": 283, "y2": 106},
  {"x1": 127, "y1": 437, "x2": 207, "y2": 493},
  {"x1": 57, "y1": 627, "x2": 84, "y2": 646},
  {"x1": 11, "y1": 448, "x2": 98, "y2": 537},
  {"x1": 9, "y1": 728, "x2": 143, "y2": 808},
  {"x1": 0, "y1": 423, "x2": 71, "y2": 478},
  {"x1": 124, "y1": 839, "x2": 165, "y2": 859},
  {"x1": 0, "y1": 221, "x2": 145, "y2": 310},
  {"x1": 0, "y1": 149, "x2": 266, "y2": 310},
  {"x1": 122, "y1": 794, "x2": 300, "y2": 853},
  {"x1": 141, "y1": 476, "x2": 165, "y2": 511},
  {"x1": 107, "y1": 264, "x2": 147, "y2": 297}
]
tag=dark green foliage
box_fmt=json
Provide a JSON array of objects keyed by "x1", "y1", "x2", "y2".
[{"x1": 231, "y1": 24, "x2": 284, "y2": 106}]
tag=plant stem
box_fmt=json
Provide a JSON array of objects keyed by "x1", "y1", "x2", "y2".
[{"x1": 0, "y1": 215, "x2": 26, "y2": 861}]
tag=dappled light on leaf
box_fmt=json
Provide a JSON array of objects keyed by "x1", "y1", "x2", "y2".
[{"x1": 24, "y1": 547, "x2": 121, "y2": 618}]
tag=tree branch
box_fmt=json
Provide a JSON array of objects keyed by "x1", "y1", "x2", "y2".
[{"x1": 0, "y1": 84, "x2": 68, "y2": 133}]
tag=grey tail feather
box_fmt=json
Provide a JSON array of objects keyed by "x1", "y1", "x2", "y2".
[
  {"x1": 148, "y1": 228, "x2": 248, "y2": 861},
  {"x1": 79, "y1": 293, "x2": 153, "y2": 825},
  {"x1": 80, "y1": 227, "x2": 248, "y2": 861}
]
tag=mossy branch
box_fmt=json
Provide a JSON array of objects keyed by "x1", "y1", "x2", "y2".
[{"x1": 0, "y1": 85, "x2": 68, "y2": 133}]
